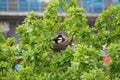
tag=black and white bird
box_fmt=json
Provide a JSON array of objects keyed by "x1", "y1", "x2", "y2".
[
  {"x1": 51, "y1": 35, "x2": 65, "y2": 44},
  {"x1": 50, "y1": 31, "x2": 72, "y2": 52}
]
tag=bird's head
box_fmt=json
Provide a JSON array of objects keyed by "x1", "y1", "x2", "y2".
[{"x1": 51, "y1": 35, "x2": 64, "y2": 44}]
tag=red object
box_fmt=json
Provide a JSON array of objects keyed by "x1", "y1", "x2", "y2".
[{"x1": 104, "y1": 57, "x2": 111, "y2": 64}]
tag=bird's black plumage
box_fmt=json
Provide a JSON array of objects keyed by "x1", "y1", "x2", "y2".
[{"x1": 51, "y1": 35, "x2": 65, "y2": 44}]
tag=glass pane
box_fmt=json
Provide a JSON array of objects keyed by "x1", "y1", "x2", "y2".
[
  {"x1": 81, "y1": 0, "x2": 104, "y2": 13},
  {"x1": 0, "y1": 0, "x2": 8, "y2": 11},
  {"x1": 18, "y1": 0, "x2": 29, "y2": 11},
  {"x1": 93, "y1": 0, "x2": 104, "y2": 13},
  {"x1": 93, "y1": 0, "x2": 103, "y2": 3},
  {"x1": 93, "y1": 3, "x2": 103, "y2": 13},
  {"x1": 113, "y1": 0, "x2": 120, "y2": 4},
  {"x1": 30, "y1": 1, "x2": 40, "y2": 11},
  {"x1": 9, "y1": 0, "x2": 18, "y2": 11},
  {"x1": 82, "y1": 0, "x2": 93, "y2": 13}
]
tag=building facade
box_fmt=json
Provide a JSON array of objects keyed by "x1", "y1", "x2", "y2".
[{"x1": 0, "y1": 0, "x2": 120, "y2": 40}]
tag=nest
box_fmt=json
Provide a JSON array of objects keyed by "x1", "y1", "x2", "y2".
[{"x1": 51, "y1": 31, "x2": 72, "y2": 52}]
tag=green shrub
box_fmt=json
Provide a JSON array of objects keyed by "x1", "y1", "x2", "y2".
[
  {"x1": 95, "y1": 5, "x2": 120, "y2": 48},
  {"x1": 81, "y1": 69, "x2": 110, "y2": 80},
  {"x1": 0, "y1": 38, "x2": 16, "y2": 80},
  {"x1": 108, "y1": 41, "x2": 120, "y2": 79},
  {"x1": 0, "y1": 0, "x2": 120, "y2": 80},
  {"x1": 0, "y1": 26, "x2": 5, "y2": 43}
]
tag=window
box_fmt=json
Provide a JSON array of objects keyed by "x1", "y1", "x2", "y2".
[
  {"x1": 81, "y1": 0, "x2": 93, "y2": 13},
  {"x1": 9, "y1": 0, "x2": 18, "y2": 11},
  {"x1": 18, "y1": 0, "x2": 40, "y2": 11},
  {"x1": 18, "y1": 0, "x2": 29, "y2": 11},
  {"x1": 113, "y1": 0, "x2": 120, "y2": 4},
  {"x1": 93, "y1": 0, "x2": 103, "y2": 3},
  {"x1": 29, "y1": 0, "x2": 40, "y2": 11},
  {"x1": 0, "y1": 0, "x2": 8, "y2": 11},
  {"x1": 93, "y1": 0, "x2": 104, "y2": 13},
  {"x1": 81, "y1": 0, "x2": 104, "y2": 13}
]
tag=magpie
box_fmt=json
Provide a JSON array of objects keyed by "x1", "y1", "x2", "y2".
[{"x1": 51, "y1": 35, "x2": 65, "y2": 44}]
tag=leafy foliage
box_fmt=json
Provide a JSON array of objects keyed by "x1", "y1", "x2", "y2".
[
  {"x1": 0, "y1": 26, "x2": 5, "y2": 43},
  {"x1": 0, "y1": 0, "x2": 120, "y2": 80},
  {"x1": 94, "y1": 5, "x2": 120, "y2": 48},
  {"x1": 81, "y1": 69, "x2": 110, "y2": 80},
  {"x1": 0, "y1": 38, "x2": 16, "y2": 80},
  {"x1": 108, "y1": 41, "x2": 120, "y2": 79},
  {"x1": 95, "y1": 5, "x2": 120, "y2": 79}
]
